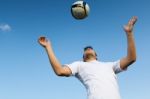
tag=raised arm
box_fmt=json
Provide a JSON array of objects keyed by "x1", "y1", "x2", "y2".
[
  {"x1": 120, "y1": 16, "x2": 137, "y2": 70},
  {"x1": 38, "y1": 37, "x2": 71, "y2": 77}
]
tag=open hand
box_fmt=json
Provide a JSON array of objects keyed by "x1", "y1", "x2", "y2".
[
  {"x1": 38, "y1": 36, "x2": 51, "y2": 48},
  {"x1": 124, "y1": 16, "x2": 137, "y2": 33}
]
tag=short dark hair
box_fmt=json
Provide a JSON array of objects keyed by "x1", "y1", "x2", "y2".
[
  {"x1": 83, "y1": 46, "x2": 98, "y2": 60},
  {"x1": 84, "y1": 46, "x2": 93, "y2": 51}
]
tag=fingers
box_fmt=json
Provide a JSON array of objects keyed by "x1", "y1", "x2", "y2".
[
  {"x1": 38, "y1": 36, "x2": 49, "y2": 44},
  {"x1": 128, "y1": 16, "x2": 137, "y2": 25},
  {"x1": 38, "y1": 36, "x2": 51, "y2": 47},
  {"x1": 124, "y1": 16, "x2": 138, "y2": 33},
  {"x1": 39, "y1": 36, "x2": 46, "y2": 42},
  {"x1": 132, "y1": 16, "x2": 137, "y2": 25},
  {"x1": 38, "y1": 36, "x2": 46, "y2": 47}
]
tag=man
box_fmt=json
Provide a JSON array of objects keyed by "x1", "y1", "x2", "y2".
[{"x1": 38, "y1": 16, "x2": 137, "y2": 99}]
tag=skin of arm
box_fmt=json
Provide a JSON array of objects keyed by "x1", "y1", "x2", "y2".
[
  {"x1": 38, "y1": 37, "x2": 72, "y2": 77},
  {"x1": 120, "y1": 16, "x2": 137, "y2": 70},
  {"x1": 38, "y1": 17, "x2": 137, "y2": 75}
]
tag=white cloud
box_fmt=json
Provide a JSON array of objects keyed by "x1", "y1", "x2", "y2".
[{"x1": 0, "y1": 23, "x2": 12, "y2": 32}]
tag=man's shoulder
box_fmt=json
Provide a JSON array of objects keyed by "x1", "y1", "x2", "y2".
[
  {"x1": 72, "y1": 60, "x2": 84, "y2": 64},
  {"x1": 99, "y1": 60, "x2": 119, "y2": 63},
  {"x1": 98, "y1": 60, "x2": 118, "y2": 66}
]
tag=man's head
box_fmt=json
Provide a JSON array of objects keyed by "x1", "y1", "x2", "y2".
[{"x1": 83, "y1": 46, "x2": 97, "y2": 62}]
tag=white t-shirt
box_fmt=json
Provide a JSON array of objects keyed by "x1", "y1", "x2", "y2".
[{"x1": 66, "y1": 60, "x2": 125, "y2": 99}]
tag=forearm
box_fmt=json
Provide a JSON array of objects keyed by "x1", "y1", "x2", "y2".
[
  {"x1": 45, "y1": 45, "x2": 63, "y2": 75},
  {"x1": 120, "y1": 32, "x2": 136, "y2": 70},
  {"x1": 126, "y1": 32, "x2": 136, "y2": 62},
  {"x1": 120, "y1": 16, "x2": 137, "y2": 70}
]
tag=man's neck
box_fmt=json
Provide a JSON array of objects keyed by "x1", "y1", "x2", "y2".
[{"x1": 84, "y1": 58, "x2": 96, "y2": 62}]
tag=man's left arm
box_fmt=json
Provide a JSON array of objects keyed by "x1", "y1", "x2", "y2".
[{"x1": 120, "y1": 16, "x2": 137, "y2": 70}]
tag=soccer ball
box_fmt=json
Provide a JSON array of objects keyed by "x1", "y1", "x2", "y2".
[{"x1": 71, "y1": 1, "x2": 90, "y2": 20}]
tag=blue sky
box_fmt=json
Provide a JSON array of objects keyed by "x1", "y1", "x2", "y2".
[{"x1": 0, "y1": 0, "x2": 150, "y2": 99}]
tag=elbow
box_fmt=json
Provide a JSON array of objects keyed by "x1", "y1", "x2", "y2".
[
  {"x1": 53, "y1": 66, "x2": 70, "y2": 77},
  {"x1": 56, "y1": 73, "x2": 69, "y2": 77},
  {"x1": 128, "y1": 54, "x2": 137, "y2": 64},
  {"x1": 55, "y1": 70, "x2": 66, "y2": 77},
  {"x1": 56, "y1": 71, "x2": 70, "y2": 77},
  {"x1": 132, "y1": 58, "x2": 136, "y2": 63},
  {"x1": 56, "y1": 71, "x2": 63, "y2": 76},
  {"x1": 129, "y1": 57, "x2": 137, "y2": 65},
  {"x1": 132, "y1": 56, "x2": 137, "y2": 63}
]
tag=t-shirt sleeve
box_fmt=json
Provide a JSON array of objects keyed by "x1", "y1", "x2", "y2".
[
  {"x1": 65, "y1": 61, "x2": 80, "y2": 76},
  {"x1": 112, "y1": 60, "x2": 126, "y2": 74}
]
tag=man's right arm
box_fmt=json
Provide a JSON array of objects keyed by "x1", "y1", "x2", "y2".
[{"x1": 38, "y1": 37, "x2": 72, "y2": 77}]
